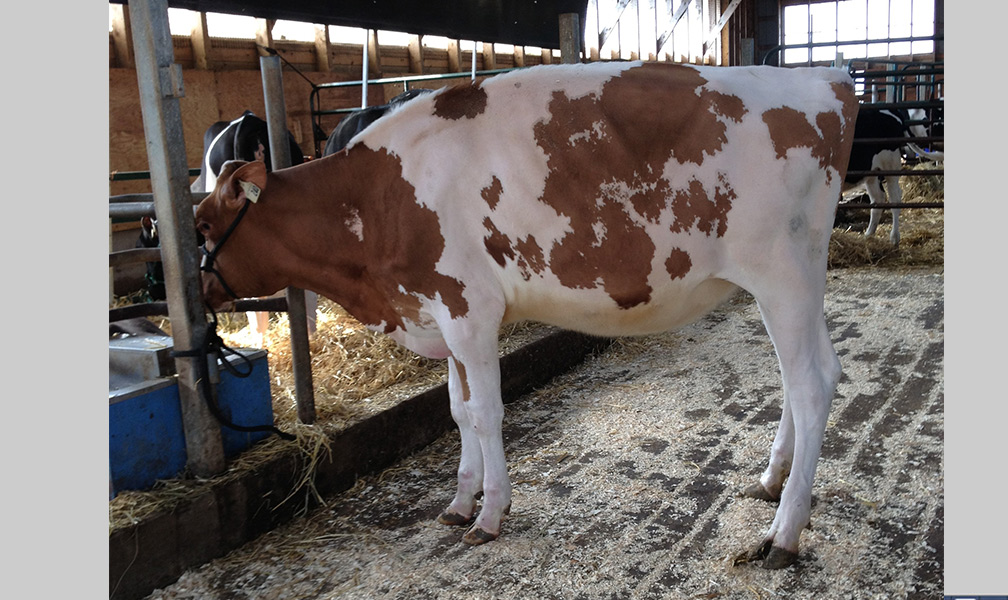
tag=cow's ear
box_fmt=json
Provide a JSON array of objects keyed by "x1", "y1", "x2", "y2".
[{"x1": 224, "y1": 160, "x2": 268, "y2": 210}]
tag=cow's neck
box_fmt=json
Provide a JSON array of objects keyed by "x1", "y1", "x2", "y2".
[{"x1": 243, "y1": 146, "x2": 431, "y2": 331}]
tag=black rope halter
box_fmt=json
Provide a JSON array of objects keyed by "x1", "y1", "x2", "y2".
[
  {"x1": 173, "y1": 194, "x2": 295, "y2": 442},
  {"x1": 199, "y1": 197, "x2": 252, "y2": 302}
]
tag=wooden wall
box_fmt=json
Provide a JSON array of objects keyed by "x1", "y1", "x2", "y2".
[
  {"x1": 108, "y1": 10, "x2": 561, "y2": 197},
  {"x1": 108, "y1": 8, "x2": 561, "y2": 296}
]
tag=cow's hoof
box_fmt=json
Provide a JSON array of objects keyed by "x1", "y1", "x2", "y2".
[
  {"x1": 734, "y1": 539, "x2": 799, "y2": 569},
  {"x1": 462, "y1": 526, "x2": 499, "y2": 545},
  {"x1": 741, "y1": 482, "x2": 779, "y2": 502},
  {"x1": 761, "y1": 546, "x2": 799, "y2": 570},
  {"x1": 437, "y1": 511, "x2": 475, "y2": 527}
]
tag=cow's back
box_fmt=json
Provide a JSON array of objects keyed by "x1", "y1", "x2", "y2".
[{"x1": 350, "y1": 62, "x2": 856, "y2": 335}]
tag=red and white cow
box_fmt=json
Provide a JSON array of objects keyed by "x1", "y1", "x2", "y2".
[
  {"x1": 191, "y1": 110, "x2": 317, "y2": 345},
  {"x1": 195, "y1": 62, "x2": 858, "y2": 568}
]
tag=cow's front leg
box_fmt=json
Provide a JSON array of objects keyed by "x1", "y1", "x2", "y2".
[
  {"x1": 437, "y1": 356, "x2": 484, "y2": 527},
  {"x1": 441, "y1": 334, "x2": 511, "y2": 544},
  {"x1": 459, "y1": 353, "x2": 511, "y2": 545}
]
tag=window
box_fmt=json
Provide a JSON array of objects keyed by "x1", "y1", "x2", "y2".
[{"x1": 781, "y1": 0, "x2": 935, "y2": 65}]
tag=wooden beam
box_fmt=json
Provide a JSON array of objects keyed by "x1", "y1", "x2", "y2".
[
  {"x1": 447, "y1": 39, "x2": 462, "y2": 72},
  {"x1": 190, "y1": 12, "x2": 211, "y2": 70},
  {"x1": 702, "y1": 0, "x2": 744, "y2": 59},
  {"x1": 482, "y1": 41, "x2": 496, "y2": 70},
  {"x1": 598, "y1": 0, "x2": 632, "y2": 50},
  {"x1": 109, "y1": 3, "x2": 134, "y2": 68},
  {"x1": 657, "y1": 0, "x2": 695, "y2": 56},
  {"x1": 367, "y1": 29, "x2": 382, "y2": 77},
  {"x1": 314, "y1": 24, "x2": 331, "y2": 72},
  {"x1": 513, "y1": 45, "x2": 526, "y2": 68},
  {"x1": 255, "y1": 18, "x2": 275, "y2": 56},
  {"x1": 541, "y1": 47, "x2": 552, "y2": 65},
  {"x1": 407, "y1": 34, "x2": 424, "y2": 74}
]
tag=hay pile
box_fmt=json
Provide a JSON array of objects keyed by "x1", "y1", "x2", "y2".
[{"x1": 829, "y1": 162, "x2": 944, "y2": 268}]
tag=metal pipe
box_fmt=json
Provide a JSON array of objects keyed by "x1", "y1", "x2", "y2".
[
  {"x1": 261, "y1": 55, "x2": 316, "y2": 425},
  {"x1": 837, "y1": 202, "x2": 943, "y2": 210},
  {"x1": 846, "y1": 169, "x2": 943, "y2": 177},
  {"x1": 127, "y1": 0, "x2": 226, "y2": 476},
  {"x1": 362, "y1": 29, "x2": 370, "y2": 108}
]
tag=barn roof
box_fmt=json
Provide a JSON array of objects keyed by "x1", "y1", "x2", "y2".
[{"x1": 119, "y1": 0, "x2": 589, "y2": 50}]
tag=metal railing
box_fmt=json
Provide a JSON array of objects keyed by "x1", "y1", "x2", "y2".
[{"x1": 308, "y1": 68, "x2": 521, "y2": 157}]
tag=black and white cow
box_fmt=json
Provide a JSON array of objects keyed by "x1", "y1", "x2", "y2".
[
  {"x1": 191, "y1": 110, "x2": 306, "y2": 193},
  {"x1": 841, "y1": 105, "x2": 943, "y2": 246},
  {"x1": 322, "y1": 89, "x2": 434, "y2": 157},
  {"x1": 136, "y1": 215, "x2": 165, "y2": 301},
  {"x1": 191, "y1": 110, "x2": 315, "y2": 344}
]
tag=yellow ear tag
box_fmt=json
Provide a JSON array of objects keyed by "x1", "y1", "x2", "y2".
[{"x1": 239, "y1": 180, "x2": 261, "y2": 203}]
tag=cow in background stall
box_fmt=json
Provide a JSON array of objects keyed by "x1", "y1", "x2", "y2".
[
  {"x1": 194, "y1": 62, "x2": 859, "y2": 568},
  {"x1": 136, "y1": 215, "x2": 165, "y2": 301},
  {"x1": 322, "y1": 89, "x2": 434, "y2": 157},
  {"x1": 840, "y1": 104, "x2": 943, "y2": 246},
  {"x1": 191, "y1": 110, "x2": 317, "y2": 346}
]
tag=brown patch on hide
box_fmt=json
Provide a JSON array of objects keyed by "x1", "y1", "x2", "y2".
[{"x1": 532, "y1": 63, "x2": 743, "y2": 309}]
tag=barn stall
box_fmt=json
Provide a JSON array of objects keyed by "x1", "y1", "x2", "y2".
[{"x1": 109, "y1": 1, "x2": 946, "y2": 599}]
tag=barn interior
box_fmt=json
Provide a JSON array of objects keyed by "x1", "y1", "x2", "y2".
[{"x1": 108, "y1": 2, "x2": 947, "y2": 599}]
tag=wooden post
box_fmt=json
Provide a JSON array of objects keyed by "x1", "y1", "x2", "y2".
[
  {"x1": 255, "y1": 19, "x2": 275, "y2": 56},
  {"x1": 482, "y1": 42, "x2": 497, "y2": 71},
  {"x1": 559, "y1": 12, "x2": 582, "y2": 64},
  {"x1": 408, "y1": 35, "x2": 424, "y2": 74},
  {"x1": 109, "y1": 3, "x2": 134, "y2": 68},
  {"x1": 260, "y1": 55, "x2": 317, "y2": 424},
  {"x1": 191, "y1": 12, "x2": 212, "y2": 70},
  {"x1": 314, "y1": 24, "x2": 332, "y2": 72},
  {"x1": 127, "y1": 0, "x2": 226, "y2": 476},
  {"x1": 367, "y1": 29, "x2": 382, "y2": 77},
  {"x1": 447, "y1": 39, "x2": 462, "y2": 72},
  {"x1": 513, "y1": 45, "x2": 526, "y2": 68}
]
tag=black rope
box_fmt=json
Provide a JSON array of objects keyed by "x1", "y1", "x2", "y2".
[
  {"x1": 188, "y1": 188, "x2": 295, "y2": 441},
  {"x1": 172, "y1": 309, "x2": 295, "y2": 442}
]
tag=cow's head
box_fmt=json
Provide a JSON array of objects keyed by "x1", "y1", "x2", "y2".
[{"x1": 194, "y1": 160, "x2": 285, "y2": 310}]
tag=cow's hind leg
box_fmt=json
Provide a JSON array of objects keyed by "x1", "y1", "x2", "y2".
[
  {"x1": 743, "y1": 398, "x2": 793, "y2": 502},
  {"x1": 743, "y1": 273, "x2": 841, "y2": 569}
]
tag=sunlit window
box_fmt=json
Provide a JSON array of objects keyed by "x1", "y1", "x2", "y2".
[
  {"x1": 782, "y1": 0, "x2": 935, "y2": 65},
  {"x1": 376, "y1": 30, "x2": 413, "y2": 47},
  {"x1": 272, "y1": 20, "x2": 316, "y2": 42},
  {"x1": 204, "y1": 12, "x2": 257, "y2": 39},
  {"x1": 329, "y1": 25, "x2": 368, "y2": 44},
  {"x1": 423, "y1": 36, "x2": 452, "y2": 50},
  {"x1": 167, "y1": 8, "x2": 199, "y2": 35}
]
